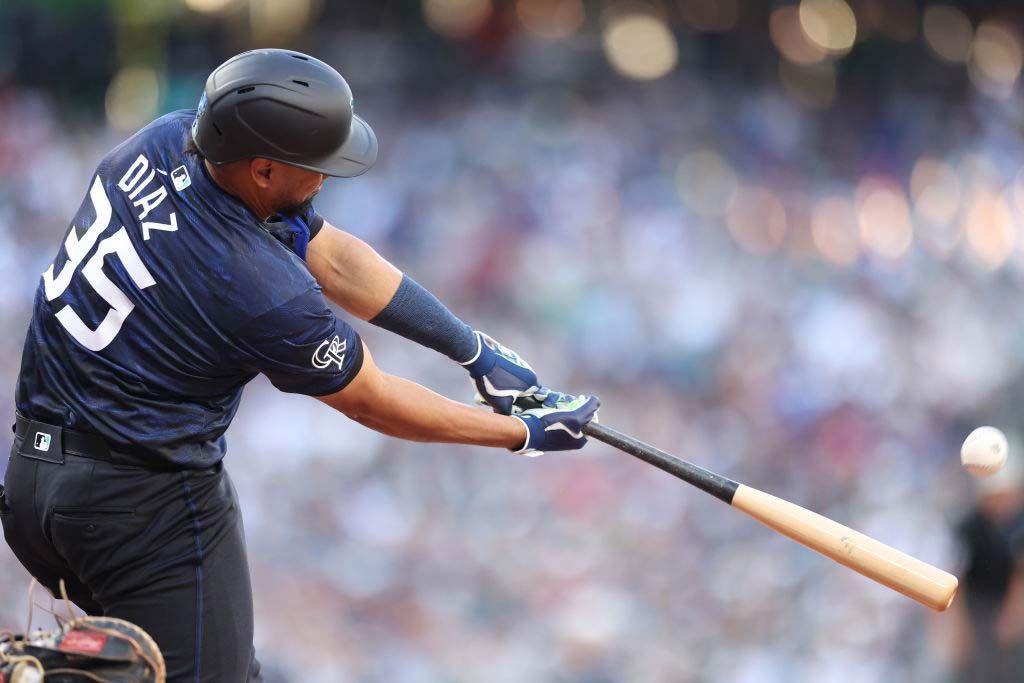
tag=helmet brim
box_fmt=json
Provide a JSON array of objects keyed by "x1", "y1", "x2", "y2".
[{"x1": 307, "y1": 114, "x2": 378, "y2": 178}]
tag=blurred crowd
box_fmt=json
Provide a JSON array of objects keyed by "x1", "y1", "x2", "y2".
[{"x1": 4, "y1": 1, "x2": 1024, "y2": 681}]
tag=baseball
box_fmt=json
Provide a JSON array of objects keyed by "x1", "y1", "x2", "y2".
[{"x1": 961, "y1": 426, "x2": 1008, "y2": 477}]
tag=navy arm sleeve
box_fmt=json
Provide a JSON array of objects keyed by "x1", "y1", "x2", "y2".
[
  {"x1": 234, "y1": 290, "x2": 364, "y2": 396},
  {"x1": 369, "y1": 275, "x2": 477, "y2": 362}
]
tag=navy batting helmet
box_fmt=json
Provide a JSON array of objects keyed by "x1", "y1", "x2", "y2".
[{"x1": 191, "y1": 49, "x2": 377, "y2": 178}]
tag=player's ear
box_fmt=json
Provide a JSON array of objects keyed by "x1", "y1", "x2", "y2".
[{"x1": 249, "y1": 158, "x2": 274, "y2": 189}]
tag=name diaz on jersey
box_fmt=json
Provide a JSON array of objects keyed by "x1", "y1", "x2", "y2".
[
  {"x1": 119, "y1": 154, "x2": 183, "y2": 239},
  {"x1": 41, "y1": 153, "x2": 181, "y2": 352}
]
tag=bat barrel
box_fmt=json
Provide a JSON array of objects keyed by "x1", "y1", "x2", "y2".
[
  {"x1": 583, "y1": 422, "x2": 959, "y2": 611},
  {"x1": 731, "y1": 485, "x2": 958, "y2": 611}
]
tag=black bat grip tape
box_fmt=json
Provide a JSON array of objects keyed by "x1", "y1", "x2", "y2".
[{"x1": 583, "y1": 422, "x2": 740, "y2": 504}]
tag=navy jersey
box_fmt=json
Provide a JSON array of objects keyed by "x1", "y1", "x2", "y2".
[{"x1": 16, "y1": 110, "x2": 364, "y2": 468}]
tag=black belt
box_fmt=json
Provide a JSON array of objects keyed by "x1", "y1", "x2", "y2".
[
  {"x1": 15, "y1": 413, "x2": 111, "y2": 459},
  {"x1": 13, "y1": 412, "x2": 178, "y2": 472}
]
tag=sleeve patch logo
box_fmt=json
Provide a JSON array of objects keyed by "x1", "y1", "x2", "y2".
[{"x1": 312, "y1": 335, "x2": 346, "y2": 370}]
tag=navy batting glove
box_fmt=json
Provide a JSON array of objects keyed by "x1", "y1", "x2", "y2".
[
  {"x1": 511, "y1": 389, "x2": 600, "y2": 457},
  {"x1": 461, "y1": 331, "x2": 539, "y2": 415}
]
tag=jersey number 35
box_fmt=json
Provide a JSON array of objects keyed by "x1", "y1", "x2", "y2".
[{"x1": 42, "y1": 176, "x2": 156, "y2": 352}]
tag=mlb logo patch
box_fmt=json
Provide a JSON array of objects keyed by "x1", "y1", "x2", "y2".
[
  {"x1": 171, "y1": 165, "x2": 191, "y2": 192},
  {"x1": 34, "y1": 431, "x2": 51, "y2": 452}
]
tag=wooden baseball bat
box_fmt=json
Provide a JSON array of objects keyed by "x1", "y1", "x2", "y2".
[{"x1": 583, "y1": 421, "x2": 958, "y2": 611}]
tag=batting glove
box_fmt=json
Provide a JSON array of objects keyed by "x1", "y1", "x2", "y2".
[
  {"x1": 461, "y1": 331, "x2": 540, "y2": 415},
  {"x1": 511, "y1": 388, "x2": 600, "y2": 457}
]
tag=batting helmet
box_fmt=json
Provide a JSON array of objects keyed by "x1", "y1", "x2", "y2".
[{"x1": 191, "y1": 49, "x2": 377, "y2": 178}]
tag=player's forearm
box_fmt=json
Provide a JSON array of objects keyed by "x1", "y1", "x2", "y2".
[
  {"x1": 320, "y1": 344, "x2": 526, "y2": 449},
  {"x1": 345, "y1": 373, "x2": 525, "y2": 447}
]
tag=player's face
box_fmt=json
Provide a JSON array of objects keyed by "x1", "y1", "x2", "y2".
[
  {"x1": 259, "y1": 160, "x2": 326, "y2": 216},
  {"x1": 245, "y1": 157, "x2": 325, "y2": 216}
]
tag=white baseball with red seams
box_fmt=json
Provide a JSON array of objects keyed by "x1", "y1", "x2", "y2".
[{"x1": 961, "y1": 426, "x2": 1009, "y2": 477}]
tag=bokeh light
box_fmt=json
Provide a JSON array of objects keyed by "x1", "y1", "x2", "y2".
[
  {"x1": 963, "y1": 189, "x2": 1016, "y2": 270},
  {"x1": 726, "y1": 186, "x2": 788, "y2": 252},
  {"x1": 911, "y1": 157, "x2": 963, "y2": 259},
  {"x1": 770, "y1": 5, "x2": 828, "y2": 65},
  {"x1": 856, "y1": 178, "x2": 913, "y2": 259},
  {"x1": 105, "y1": 65, "x2": 160, "y2": 133},
  {"x1": 779, "y1": 60, "x2": 837, "y2": 108},
  {"x1": 676, "y1": 149, "x2": 738, "y2": 217},
  {"x1": 423, "y1": 0, "x2": 492, "y2": 39},
  {"x1": 679, "y1": 0, "x2": 739, "y2": 33},
  {"x1": 969, "y1": 20, "x2": 1024, "y2": 99},
  {"x1": 250, "y1": 0, "x2": 315, "y2": 44},
  {"x1": 184, "y1": 0, "x2": 240, "y2": 13},
  {"x1": 812, "y1": 196, "x2": 860, "y2": 266},
  {"x1": 798, "y1": 0, "x2": 857, "y2": 55},
  {"x1": 516, "y1": 0, "x2": 585, "y2": 41},
  {"x1": 602, "y1": 13, "x2": 679, "y2": 81},
  {"x1": 910, "y1": 156, "x2": 961, "y2": 225},
  {"x1": 922, "y1": 4, "x2": 973, "y2": 64}
]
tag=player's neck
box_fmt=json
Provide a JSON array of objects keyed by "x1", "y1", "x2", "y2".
[{"x1": 204, "y1": 159, "x2": 275, "y2": 221}]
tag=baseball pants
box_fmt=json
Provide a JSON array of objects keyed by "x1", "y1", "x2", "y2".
[{"x1": 1, "y1": 416, "x2": 262, "y2": 682}]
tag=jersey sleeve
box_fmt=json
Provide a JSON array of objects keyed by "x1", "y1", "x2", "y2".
[{"x1": 234, "y1": 290, "x2": 364, "y2": 396}]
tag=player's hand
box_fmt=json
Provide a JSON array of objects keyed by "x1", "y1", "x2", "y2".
[
  {"x1": 510, "y1": 388, "x2": 600, "y2": 457},
  {"x1": 461, "y1": 331, "x2": 540, "y2": 415}
]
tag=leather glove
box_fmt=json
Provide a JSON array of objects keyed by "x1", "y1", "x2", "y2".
[
  {"x1": 461, "y1": 331, "x2": 539, "y2": 415},
  {"x1": 510, "y1": 388, "x2": 600, "y2": 457}
]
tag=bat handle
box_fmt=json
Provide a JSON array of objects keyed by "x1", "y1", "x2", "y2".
[
  {"x1": 583, "y1": 421, "x2": 628, "y2": 444},
  {"x1": 584, "y1": 422, "x2": 662, "y2": 459},
  {"x1": 583, "y1": 422, "x2": 740, "y2": 504}
]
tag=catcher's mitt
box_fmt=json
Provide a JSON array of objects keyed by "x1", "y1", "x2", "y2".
[{"x1": 0, "y1": 616, "x2": 165, "y2": 683}]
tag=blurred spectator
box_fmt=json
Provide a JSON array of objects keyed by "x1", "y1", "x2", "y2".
[{"x1": 937, "y1": 459, "x2": 1024, "y2": 682}]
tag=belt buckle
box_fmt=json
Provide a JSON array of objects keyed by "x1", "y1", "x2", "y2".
[{"x1": 18, "y1": 420, "x2": 65, "y2": 465}]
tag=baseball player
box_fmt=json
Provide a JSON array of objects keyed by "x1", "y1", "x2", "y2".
[{"x1": 1, "y1": 49, "x2": 599, "y2": 681}]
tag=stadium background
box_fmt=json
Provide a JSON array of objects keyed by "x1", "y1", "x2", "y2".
[{"x1": 2, "y1": 0, "x2": 1024, "y2": 680}]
